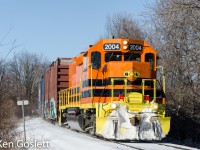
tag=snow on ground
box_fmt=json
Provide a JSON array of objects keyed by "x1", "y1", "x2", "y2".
[
  {"x1": 17, "y1": 117, "x2": 134, "y2": 150},
  {"x1": 16, "y1": 117, "x2": 197, "y2": 150}
]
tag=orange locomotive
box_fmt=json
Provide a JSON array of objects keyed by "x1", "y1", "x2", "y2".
[{"x1": 51, "y1": 38, "x2": 170, "y2": 140}]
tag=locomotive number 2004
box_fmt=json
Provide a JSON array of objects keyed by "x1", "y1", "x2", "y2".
[
  {"x1": 104, "y1": 43, "x2": 120, "y2": 50},
  {"x1": 129, "y1": 44, "x2": 143, "y2": 51}
]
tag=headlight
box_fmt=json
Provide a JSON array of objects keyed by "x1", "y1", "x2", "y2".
[
  {"x1": 153, "y1": 104, "x2": 158, "y2": 109},
  {"x1": 111, "y1": 103, "x2": 117, "y2": 109},
  {"x1": 123, "y1": 40, "x2": 128, "y2": 45},
  {"x1": 123, "y1": 45, "x2": 128, "y2": 49}
]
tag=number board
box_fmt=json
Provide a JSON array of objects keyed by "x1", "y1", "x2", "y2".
[
  {"x1": 104, "y1": 43, "x2": 120, "y2": 50},
  {"x1": 129, "y1": 44, "x2": 143, "y2": 51}
]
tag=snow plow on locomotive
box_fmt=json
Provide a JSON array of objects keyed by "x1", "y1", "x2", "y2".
[{"x1": 40, "y1": 38, "x2": 170, "y2": 140}]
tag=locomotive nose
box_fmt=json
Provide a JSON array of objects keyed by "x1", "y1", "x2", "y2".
[{"x1": 105, "y1": 61, "x2": 151, "y2": 81}]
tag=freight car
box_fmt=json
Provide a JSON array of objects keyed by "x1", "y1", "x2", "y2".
[
  {"x1": 38, "y1": 75, "x2": 45, "y2": 116},
  {"x1": 40, "y1": 58, "x2": 73, "y2": 120},
  {"x1": 39, "y1": 38, "x2": 170, "y2": 140}
]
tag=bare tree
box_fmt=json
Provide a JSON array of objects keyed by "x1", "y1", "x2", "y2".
[
  {"x1": 147, "y1": 0, "x2": 200, "y2": 144},
  {"x1": 0, "y1": 48, "x2": 48, "y2": 148},
  {"x1": 105, "y1": 12, "x2": 144, "y2": 39},
  {"x1": 0, "y1": 34, "x2": 21, "y2": 146},
  {"x1": 8, "y1": 51, "x2": 49, "y2": 115},
  {"x1": 0, "y1": 60, "x2": 5, "y2": 84}
]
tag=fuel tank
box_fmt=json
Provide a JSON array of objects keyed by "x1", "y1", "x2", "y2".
[{"x1": 66, "y1": 108, "x2": 84, "y2": 131}]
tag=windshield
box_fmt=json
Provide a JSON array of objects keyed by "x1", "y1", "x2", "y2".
[
  {"x1": 105, "y1": 52, "x2": 122, "y2": 62},
  {"x1": 124, "y1": 53, "x2": 140, "y2": 62}
]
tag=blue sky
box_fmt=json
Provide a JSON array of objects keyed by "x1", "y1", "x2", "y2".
[{"x1": 0, "y1": 0, "x2": 155, "y2": 61}]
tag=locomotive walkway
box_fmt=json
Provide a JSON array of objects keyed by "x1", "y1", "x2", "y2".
[{"x1": 16, "y1": 117, "x2": 197, "y2": 150}]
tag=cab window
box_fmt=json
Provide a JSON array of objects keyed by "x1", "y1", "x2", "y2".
[
  {"x1": 105, "y1": 52, "x2": 122, "y2": 62},
  {"x1": 124, "y1": 53, "x2": 140, "y2": 62},
  {"x1": 83, "y1": 56, "x2": 88, "y2": 71},
  {"x1": 91, "y1": 51, "x2": 101, "y2": 69},
  {"x1": 145, "y1": 53, "x2": 154, "y2": 69}
]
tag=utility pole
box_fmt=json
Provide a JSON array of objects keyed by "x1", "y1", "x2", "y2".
[
  {"x1": 22, "y1": 100, "x2": 26, "y2": 142},
  {"x1": 17, "y1": 99, "x2": 29, "y2": 142}
]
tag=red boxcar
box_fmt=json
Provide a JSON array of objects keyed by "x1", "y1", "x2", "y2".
[{"x1": 44, "y1": 58, "x2": 72, "y2": 120}]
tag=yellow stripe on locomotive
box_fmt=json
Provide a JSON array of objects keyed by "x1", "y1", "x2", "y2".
[{"x1": 58, "y1": 38, "x2": 170, "y2": 140}]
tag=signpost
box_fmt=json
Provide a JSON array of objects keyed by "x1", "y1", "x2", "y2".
[{"x1": 17, "y1": 99, "x2": 29, "y2": 142}]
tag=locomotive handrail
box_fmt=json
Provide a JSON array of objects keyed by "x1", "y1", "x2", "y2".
[
  {"x1": 156, "y1": 66, "x2": 166, "y2": 94},
  {"x1": 142, "y1": 79, "x2": 156, "y2": 102},
  {"x1": 59, "y1": 85, "x2": 81, "y2": 107},
  {"x1": 110, "y1": 77, "x2": 127, "y2": 103},
  {"x1": 90, "y1": 63, "x2": 93, "y2": 101}
]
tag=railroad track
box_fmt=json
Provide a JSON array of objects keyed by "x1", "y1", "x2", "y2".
[
  {"x1": 152, "y1": 142, "x2": 194, "y2": 150},
  {"x1": 116, "y1": 141, "x2": 195, "y2": 150},
  {"x1": 65, "y1": 126, "x2": 196, "y2": 150},
  {"x1": 45, "y1": 119, "x2": 196, "y2": 150},
  {"x1": 101, "y1": 138, "x2": 196, "y2": 150}
]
